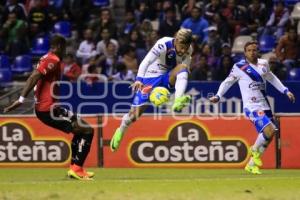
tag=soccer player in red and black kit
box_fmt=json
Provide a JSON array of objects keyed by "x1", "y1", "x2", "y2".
[{"x1": 4, "y1": 35, "x2": 95, "y2": 181}]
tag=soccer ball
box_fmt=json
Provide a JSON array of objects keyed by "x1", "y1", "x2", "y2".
[{"x1": 149, "y1": 87, "x2": 170, "y2": 106}]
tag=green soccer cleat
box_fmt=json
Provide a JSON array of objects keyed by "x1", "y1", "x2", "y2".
[
  {"x1": 84, "y1": 170, "x2": 95, "y2": 178},
  {"x1": 172, "y1": 95, "x2": 192, "y2": 112},
  {"x1": 244, "y1": 164, "x2": 262, "y2": 175},
  {"x1": 110, "y1": 128, "x2": 123, "y2": 152},
  {"x1": 67, "y1": 169, "x2": 94, "y2": 181},
  {"x1": 249, "y1": 147, "x2": 262, "y2": 167}
]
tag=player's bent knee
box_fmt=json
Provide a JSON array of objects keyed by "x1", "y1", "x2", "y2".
[
  {"x1": 264, "y1": 125, "x2": 277, "y2": 138},
  {"x1": 86, "y1": 127, "x2": 94, "y2": 135}
]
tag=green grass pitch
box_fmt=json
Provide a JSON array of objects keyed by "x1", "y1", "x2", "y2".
[{"x1": 0, "y1": 168, "x2": 300, "y2": 200}]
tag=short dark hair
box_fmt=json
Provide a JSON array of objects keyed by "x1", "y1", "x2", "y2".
[
  {"x1": 244, "y1": 41, "x2": 258, "y2": 51},
  {"x1": 50, "y1": 35, "x2": 66, "y2": 48}
]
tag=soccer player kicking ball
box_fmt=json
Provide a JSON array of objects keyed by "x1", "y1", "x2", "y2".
[
  {"x1": 110, "y1": 28, "x2": 193, "y2": 151},
  {"x1": 4, "y1": 35, "x2": 94, "y2": 180},
  {"x1": 209, "y1": 41, "x2": 295, "y2": 174}
]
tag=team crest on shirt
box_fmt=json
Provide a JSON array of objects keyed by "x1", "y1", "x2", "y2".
[
  {"x1": 262, "y1": 67, "x2": 267, "y2": 73},
  {"x1": 257, "y1": 110, "x2": 265, "y2": 116}
]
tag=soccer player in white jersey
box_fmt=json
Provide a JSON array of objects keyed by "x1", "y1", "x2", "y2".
[
  {"x1": 110, "y1": 28, "x2": 193, "y2": 151},
  {"x1": 209, "y1": 41, "x2": 295, "y2": 174}
]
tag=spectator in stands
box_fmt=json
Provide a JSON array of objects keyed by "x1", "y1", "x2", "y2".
[
  {"x1": 215, "y1": 55, "x2": 234, "y2": 80},
  {"x1": 191, "y1": 55, "x2": 213, "y2": 81},
  {"x1": 221, "y1": 0, "x2": 246, "y2": 38},
  {"x1": 61, "y1": 53, "x2": 81, "y2": 82},
  {"x1": 181, "y1": 6, "x2": 209, "y2": 44},
  {"x1": 190, "y1": 40, "x2": 202, "y2": 72},
  {"x1": 84, "y1": 64, "x2": 100, "y2": 85},
  {"x1": 145, "y1": 30, "x2": 159, "y2": 51},
  {"x1": 275, "y1": 26, "x2": 300, "y2": 70},
  {"x1": 0, "y1": 11, "x2": 29, "y2": 57},
  {"x1": 48, "y1": 1, "x2": 71, "y2": 28},
  {"x1": 88, "y1": 7, "x2": 118, "y2": 41},
  {"x1": 110, "y1": 62, "x2": 135, "y2": 82},
  {"x1": 220, "y1": 43, "x2": 232, "y2": 58},
  {"x1": 201, "y1": 44, "x2": 217, "y2": 69},
  {"x1": 119, "y1": 9, "x2": 138, "y2": 38},
  {"x1": 211, "y1": 12, "x2": 230, "y2": 43},
  {"x1": 27, "y1": 0, "x2": 49, "y2": 39},
  {"x1": 76, "y1": 28, "x2": 98, "y2": 65},
  {"x1": 204, "y1": 0, "x2": 221, "y2": 22},
  {"x1": 268, "y1": 55, "x2": 287, "y2": 80},
  {"x1": 158, "y1": 7, "x2": 180, "y2": 37},
  {"x1": 98, "y1": 41, "x2": 118, "y2": 77},
  {"x1": 157, "y1": 0, "x2": 176, "y2": 23},
  {"x1": 263, "y1": 1, "x2": 289, "y2": 40},
  {"x1": 96, "y1": 28, "x2": 119, "y2": 57},
  {"x1": 240, "y1": 0, "x2": 267, "y2": 37},
  {"x1": 139, "y1": 19, "x2": 153, "y2": 38},
  {"x1": 2, "y1": 0, "x2": 27, "y2": 24},
  {"x1": 202, "y1": 26, "x2": 222, "y2": 57},
  {"x1": 135, "y1": 1, "x2": 157, "y2": 23},
  {"x1": 119, "y1": 45, "x2": 138, "y2": 74},
  {"x1": 215, "y1": 42, "x2": 233, "y2": 70},
  {"x1": 67, "y1": 0, "x2": 92, "y2": 33},
  {"x1": 127, "y1": 28, "x2": 146, "y2": 49},
  {"x1": 180, "y1": 0, "x2": 200, "y2": 21}
]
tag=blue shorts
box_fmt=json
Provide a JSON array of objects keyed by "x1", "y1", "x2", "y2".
[
  {"x1": 132, "y1": 73, "x2": 173, "y2": 106},
  {"x1": 244, "y1": 109, "x2": 276, "y2": 133}
]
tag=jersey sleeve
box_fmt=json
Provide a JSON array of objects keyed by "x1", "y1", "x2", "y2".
[
  {"x1": 36, "y1": 58, "x2": 59, "y2": 75},
  {"x1": 136, "y1": 39, "x2": 166, "y2": 80},
  {"x1": 264, "y1": 60, "x2": 288, "y2": 94},
  {"x1": 216, "y1": 64, "x2": 240, "y2": 98}
]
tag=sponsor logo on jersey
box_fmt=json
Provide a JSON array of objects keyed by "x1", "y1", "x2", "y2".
[
  {"x1": 257, "y1": 110, "x2": 265, "y2": 117},
  {"x1": 129, "y1": 121, "x2": 248, "y2": 166},
  {"x1": 0, "y1": 121, "x2": 70, "y2": 165},
  {"x1": 249, "y1": 82, "x2": 265, "y2": 90}
]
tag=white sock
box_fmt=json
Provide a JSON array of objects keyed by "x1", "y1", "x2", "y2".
[
  {"x1": 119, "y1": 113, "x2": 133, "y2": 135},
  {"x1": 248, "y1": 158, "x2": 255, "y2": 166},
  {"x1": 175, "y1": 71, "x2": 188, "y2": 98},
  {"x1": 252, "y1": 133, "x2": 268, "y2": 151}
]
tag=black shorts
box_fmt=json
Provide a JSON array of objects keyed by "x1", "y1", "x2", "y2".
[{"x1": 35, "y1": 106, "x2": 77, "y2": 133}]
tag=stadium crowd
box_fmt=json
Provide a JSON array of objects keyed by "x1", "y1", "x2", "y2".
[{"x1": 0, "y1": 0, "x2": 299, "y2": 84}]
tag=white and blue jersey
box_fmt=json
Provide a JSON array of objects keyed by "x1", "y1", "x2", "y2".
[
  {"x1": 216, "y1": 58, "x2": 289, "y2": 133},
  {"x1": 133, "y1": 37, "x2": 192, "y2": 106}
]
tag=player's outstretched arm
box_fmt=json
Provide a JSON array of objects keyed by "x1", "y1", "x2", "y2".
[{"x1": 3, "y1": 70, "x2": 42, "y2": 113}]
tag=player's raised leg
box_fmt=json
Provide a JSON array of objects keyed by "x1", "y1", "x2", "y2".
[
  {"x1": 110, "y1": 105, "x2": 148, "y2": 152},
  {"x1": 169, "y1": 64, "x2": 191, "y2": 112}
]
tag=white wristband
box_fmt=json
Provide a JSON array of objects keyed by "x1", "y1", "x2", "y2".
[{"x1": 18, "y1": 96, "x2": 25, "y2": 103}]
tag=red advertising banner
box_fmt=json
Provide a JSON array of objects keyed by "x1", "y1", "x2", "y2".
[
  {"x1": 103, "y1": 116, "x2": 276, "y2": 168},
  {"x1": 280, "y1": 117, "x2": 300, "y2": 168},
  {"x1": 0, "y1": 116, "x2": 99, "y2": 167}
]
